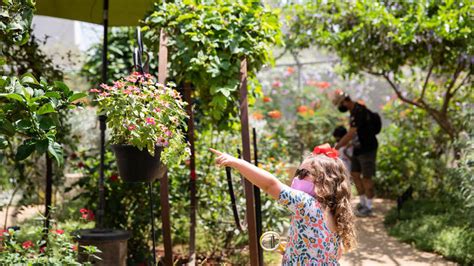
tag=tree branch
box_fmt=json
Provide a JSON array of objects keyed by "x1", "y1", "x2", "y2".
[
  {"x1": 274, "y1": 46, "x2": 289, "y2": 61},
  {"x1": 451, "y1": 70, "x2": 471, "y2": 96},
  {"x1": 382, "y1": 73, "x2": 424, "y2": 109},
  {"x1": 420, "y1": 63, "x2": 434, "y2": 102},
  {"x1": 442, "y1": 62, "x2": 465, "y2": 113}
]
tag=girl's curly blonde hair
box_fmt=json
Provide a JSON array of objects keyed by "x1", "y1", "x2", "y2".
[{"x1": 305, "y1": 154, "x2": 357, "y2": 252}]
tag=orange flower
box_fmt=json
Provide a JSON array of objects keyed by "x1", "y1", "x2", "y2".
[
  {"x1": 268, "y1": 110, "x2": 282, "y2": 119},
  {"x1": 315, "y1": 81, "x2": 331, "y2": 89},
  {"x1": 263, "y1": 96, "x2": 272, "y2": 103},
  {"x1": 306, "y1": 80, "x2": 332, "y2": 89},
  {"x1": 286, "y1": 67, "x2": 295, "y2": 75},
  {"x1": 297, "y1": 105, "x2": 309, "y2": 113},
  {"x1": 252, "y1": 112, "x2": 264, "y2": 120}
]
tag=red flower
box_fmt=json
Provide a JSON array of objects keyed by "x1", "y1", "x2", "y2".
[
  {"x1": 263, "y1": 96, "x2": 272, "y2": 103},
  {"x1": 80, "y1": 208, "x2": 94, "y2": 220},
  {"x1": 128, "y1": 124, "x2": 136, "y2": 131},
  {"x1": 40, "y1": 246, "x2": 46, "y2": 253},
  {"x1": 313, "y1": 144, "x2": 339, "y2": 158},
  {"x1": 22, "y1": 240, "x2": 34, "y2": 249},
  {"x1": 315, "y1": 81, "x2": 331, "y2": 89},
  {"x1": 110, "y1": 173, "x2": 119, "y2": 182},
  {"x1": 72, "y1": 244, "x2": 78, "y2": 252},
  {"x1": 54, "y1": 229, "x2": 64, "y2": 235},
  {"x1": 87, "y1": 211, "x2": 95, "y2": 221},
  {"x1": 297, "y1": 105, "x2": 309, "y2": 114},
  {"x1": 77, "y1": 162, "x2": 85, "y2": 168},
  {"x1": 268, "y1": 110, "x2": 282, "y2": 119}
]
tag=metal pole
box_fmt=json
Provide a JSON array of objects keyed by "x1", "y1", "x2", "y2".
[
  {"x1": 44, "y1": 154, "x2": 52, "y2": 232},
  {"x1": 239, "y1": 57, "x2": 260, "y2": 266},
  {"x1": 97, "y1": 0, "x2": 109, "y2": 229},
  {"x1": 149, "y1": 182, "x2": 157, "y2": 265},
  {"x1": 252, "y1": 128, "x2": 263, "y2": 265},
  {"x1": 184, "y1": 83, "x2": 197, "y2": 265}
]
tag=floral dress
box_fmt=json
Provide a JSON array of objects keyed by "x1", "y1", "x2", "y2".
[{"x1": 278, "y1": 185, "x2": 340, "y2": 265}]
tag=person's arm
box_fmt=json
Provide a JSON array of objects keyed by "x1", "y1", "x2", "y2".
[
  {"x1": 210, "y1": 148, "x2": 283, "y2": 199},
  {"x1": 343, "y1": 143, "x2": 353, "y2": 160},
  {"x1": 335, "y1": 127, "x2": 356, "y2": 149}
]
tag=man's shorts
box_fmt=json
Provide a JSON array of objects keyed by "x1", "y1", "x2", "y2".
[{"x1": 351, "y1": 150, "x2": 377, "y2": 178}]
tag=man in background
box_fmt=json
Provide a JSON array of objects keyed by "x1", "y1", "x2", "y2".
[{"x1": 333, "y1": 91, "x2": 381, "y2": 217}]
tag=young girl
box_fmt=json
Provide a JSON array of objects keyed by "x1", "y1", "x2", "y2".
[{"x1": 210, "y1": 144, "x2": 356, "y2": 265}]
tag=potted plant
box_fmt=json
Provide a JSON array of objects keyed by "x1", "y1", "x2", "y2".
[{"x1": 91, "y1": 72, "x2": 189, "y2": 182}]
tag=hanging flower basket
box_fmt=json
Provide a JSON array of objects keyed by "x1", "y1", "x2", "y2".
[
  {"x1": 91, "y1": 72, "x2": 189, "y2": 182},
  {"x1": 111, "y1": 144, "x2": 167, "y2": 182}
]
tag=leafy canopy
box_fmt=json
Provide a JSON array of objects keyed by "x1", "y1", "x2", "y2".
[
  {"x1": 143, "y1": 0, "x2": 282, "y2": 128},
  {"x1": 286, "y1": 0, "x2": 472, "y2": 139}
]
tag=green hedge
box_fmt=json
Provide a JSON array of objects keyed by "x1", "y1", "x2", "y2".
[{"x1": 384, "y1": 199, "x2": 474, "y2": 265}]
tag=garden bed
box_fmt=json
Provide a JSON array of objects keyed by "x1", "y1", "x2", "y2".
[{"x1": 384, "y1": 198, "x2": 474, "y2": 265}]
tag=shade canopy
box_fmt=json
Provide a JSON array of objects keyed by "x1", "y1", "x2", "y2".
[{"x1": 36, "y1": 0, "x2": 156, "y2": 26}]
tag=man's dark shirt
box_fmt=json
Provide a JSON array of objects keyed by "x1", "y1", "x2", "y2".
[{"x1": 350, "y1": 103, "x2": 378, "y2": 155}]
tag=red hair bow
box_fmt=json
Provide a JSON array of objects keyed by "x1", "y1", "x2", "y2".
[{"x1": 313, "y1": 145, "x2": 339, "y2": 159}]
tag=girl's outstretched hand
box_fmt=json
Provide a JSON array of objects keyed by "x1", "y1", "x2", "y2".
[{"x1": 209, "y1": 148, "x2": 239, "y2": 168}]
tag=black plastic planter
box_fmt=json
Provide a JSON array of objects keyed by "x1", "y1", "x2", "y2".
[{"x1": 111, "y1": 144, "x2": 166, "y2": 182}]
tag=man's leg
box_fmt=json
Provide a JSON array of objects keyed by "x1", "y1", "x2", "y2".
[
  {"x1": 352, "y1": 171, "x2": 367, "y2": 209},
  {"x1": 362, "y1": 177, "x2": 374, "y2": 209},
  {"x1": 361, "y1": 150, "x2": 377, "y2": 211},
  {"x1": 352, "y1": 171, "x2": 365, "y2": 197},
  {"x1": 350, "y1": 155, "x2": 366, "y2": 207}
]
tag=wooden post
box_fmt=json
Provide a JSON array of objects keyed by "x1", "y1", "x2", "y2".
[
  {"x1": 158, "y1": 29, "x2": 168, "y2": 85},
  {"x1": 157, "y1": 28, "x2": 173, "y2": 265},
  {"x1": 159, "y1": 171, "x2": 173, "y2": 266},
  {"x1": 184, "y1": 83, "x2": 197, "y2": 265},
  {"x1": 239, "y1": 58, "x2": 260, "y2": 266}
]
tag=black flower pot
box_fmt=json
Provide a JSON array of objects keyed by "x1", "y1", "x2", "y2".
[{"x1": 111, "y1": 144, "x2": 166, "y2": 182}]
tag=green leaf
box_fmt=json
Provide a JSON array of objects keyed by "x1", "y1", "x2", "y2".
[
  {"x1": 48, "y1": 141, "x2": 64, "y2": 165},
  {"x1": 16, "y1": 141, "x2": 36, "y2": 161},
  {"x1": 44, "y1": 92, "x2": 61, "y2": 99},
  {"x1": 0, "y1": 93, "x2": 24, "y2": 102},
  {"x1": 16, "y1": 119, "x2": 32, "y2": 130},
  {"x1": 68, "y1": 92, "x2": 87, "y2": 102},
  {"x1": 53, "y1": 81, "x2": 70, "y2": 94},
  {"x1": 37, "y1": 103, "x2": 55, "y2": 115},
  {"x1": 20, "y1": 73, "x2": 39, "y2": 85},
  {"x1": 39, "y1": 116, "x2": 55, "y2": 131},
  {"x1": 35, "y1": 139, "x2": 49, "y2": 154},
  {"x1": 0, "y1": 120, "x2": 15, "y2": 136}
]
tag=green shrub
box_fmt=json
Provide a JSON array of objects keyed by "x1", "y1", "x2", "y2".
[{"x1": 384, "y1": 199, "x2": 474, "y2": 265}]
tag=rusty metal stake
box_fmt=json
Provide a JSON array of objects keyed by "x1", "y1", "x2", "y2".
[{"x1": 239, "y1": 57, "x2": 260, "y2": 266}]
